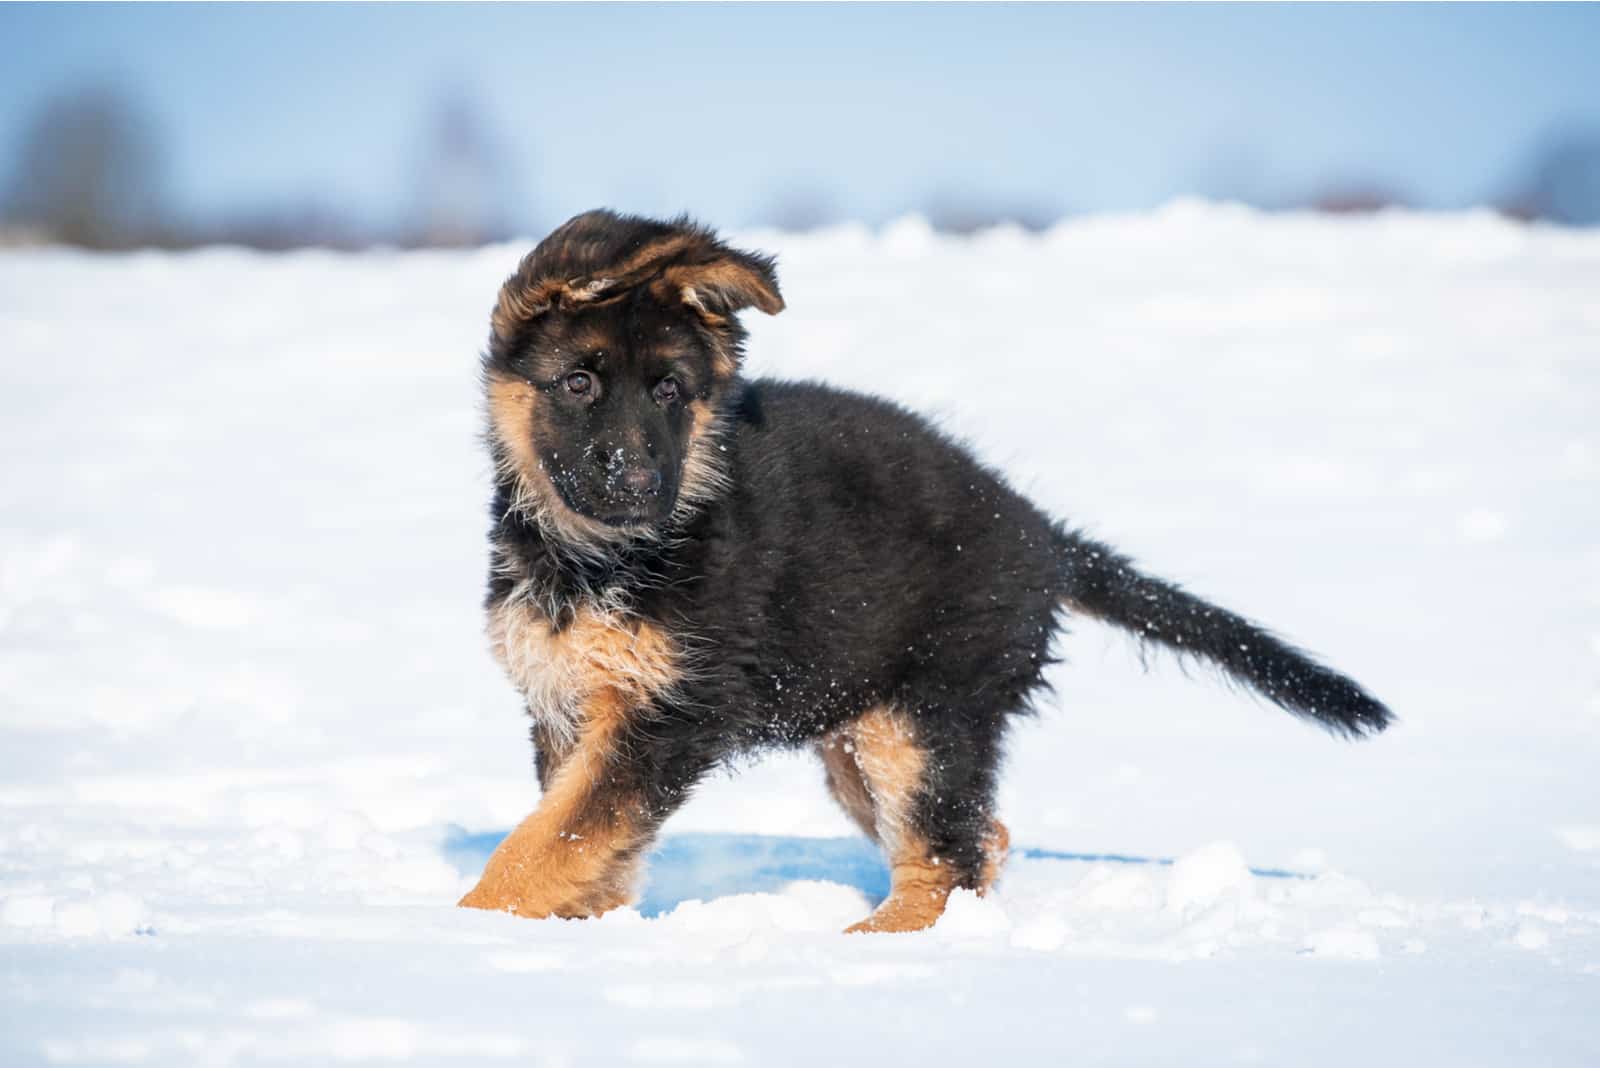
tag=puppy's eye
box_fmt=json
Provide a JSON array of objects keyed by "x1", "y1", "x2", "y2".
[
  {"x1": 653, "y1": 376, "x2": 681, "y2": 404},
  {"x1": 565, "y1": 371, "x2": 594, "y2": 396}
]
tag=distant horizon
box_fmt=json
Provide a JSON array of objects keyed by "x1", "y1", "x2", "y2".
[
  {"x1": 6, "y1": 196, "x2": 1581, "y2": 257},
  {"x1": 3, "y1": 3, "x2": 1599, "y2": 243}
]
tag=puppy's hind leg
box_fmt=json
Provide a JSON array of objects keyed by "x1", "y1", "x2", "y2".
[
  {"x1": 816, "y1": 729, "x2": 881, "y2": 843},
  {"x1": 832, "y1": 707, "x2": 1010, "y2": 934}
]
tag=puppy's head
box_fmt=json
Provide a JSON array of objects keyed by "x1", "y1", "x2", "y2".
[{"x1": 483, "y1": 210, "x2": 783, "y2": 548}]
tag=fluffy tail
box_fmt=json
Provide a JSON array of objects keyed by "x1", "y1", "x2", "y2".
[{"x1": 1054, "y1": 527, "x2": 1392, "y2": 738}]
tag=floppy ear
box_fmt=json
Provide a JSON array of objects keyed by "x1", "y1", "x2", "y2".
[
  {"x1": 490, "y1": 271, "x2": 614, "y2": 351},
  {"x1": 658, "y1": 250, "x2": 785, "y2": 320}
]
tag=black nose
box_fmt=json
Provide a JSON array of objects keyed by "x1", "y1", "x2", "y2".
[{"x1": 619, "y1": 467, "x2": 662, "y2": 497}]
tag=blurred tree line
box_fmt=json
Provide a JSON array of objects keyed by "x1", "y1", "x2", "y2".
[
  {"x1": 1, "y1": 87, "x2": 167, "y2": 249},
  {"x1": 0, "y1": 84, "x2": 516, "y2": 250},
  {"x1": 3, "y1": 83, "x2": 1599, "y2": 250}
]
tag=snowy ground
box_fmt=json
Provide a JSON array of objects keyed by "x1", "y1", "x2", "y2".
[{"x1": 2, "y1": 203, "x2": 1598, "y2": 1065}]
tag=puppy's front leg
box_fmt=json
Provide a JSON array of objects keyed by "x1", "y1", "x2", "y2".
[{"x1": 459, "y1": 690, "x2": 654, "y2": 919}]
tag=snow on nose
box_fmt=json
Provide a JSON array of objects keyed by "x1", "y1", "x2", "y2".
[{"x1": 619, "y1": 466, "x2": 662, "y2": 497}]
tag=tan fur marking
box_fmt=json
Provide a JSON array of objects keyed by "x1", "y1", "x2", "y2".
[
  {"x1": 487, "y1": 598, "x2": 681, "y2": 746},
  {"x1": 486, "y1": 372, "x2": 541, "y2": 486},
  {"x1": 844, "y1": 706, "x2": 925, "y2": 849},
  {"x1": 458, "y1": 688, "x2": 649, "y2": 918},
  {"x1": 981, "y1": 820, "x2": 1011, "y2": 891},
  {"x1": 659, "y1": 260, "x2": 784, "y2": 316},
  {"x1": 843, "y1": 819, "x2": 1010, "y2": 934},
  {"x1": 491, "y1": 274, "x2": 616, "y2": 346},
  {"x1": 641, "y1": 274, "x2": 737, "y2": 372},
  {"x1": 822, "y1": 707, "x2": 1010, "y2": 934},
  {"x1": 817, "y1": 735, "x2": 879, "y2": 842},
  {"x1": 672, "y1": 399, "x2": 732, "y2": 513},
  {"x1": 845, "y1": 848, "x2": 956, "y2": 934},
  {"x1": 490, "y1": 232, "x2": 703, "y2": 345},
  {"x1": 660, "y1": 280, "x2": 727, "y2": 331},
  {"x1": 816, "y1": 707, "x2": 923, "y2": 848},
  {"x1": 581, "y1": 853, "x2": 647, "y2": 915},
  {"x1": 491, "y1": 276, "x2": 560, "y2": 346},
  {"x1": 704, "y1": 329, "x2": 736, "y2": 378},
  {"x1": 484, "y1": 369, "x2": 636, "y2": 550},
  {"x1": 835, "y1": 708, "x2": 949, "y2": 933},
  {"x1": 605, "y1": 232, "x2": 697, "y2": 281}
]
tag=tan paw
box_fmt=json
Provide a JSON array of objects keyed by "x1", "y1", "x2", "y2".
[
  {"x1": 458, "y1": 884, "x2": 540, "y2": 916},
  {"x1": 842, "y1": 892, "x2": 950, "y2": 934}
]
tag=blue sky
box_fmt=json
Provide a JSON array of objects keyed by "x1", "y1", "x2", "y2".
[{"x1": 2, "y1": 3, "x2": 1597, "y2": 234}]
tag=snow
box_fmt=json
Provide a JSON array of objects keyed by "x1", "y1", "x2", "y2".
[{"x1": 3, "y1": 202, "x2": 1599, "y2": 1064}]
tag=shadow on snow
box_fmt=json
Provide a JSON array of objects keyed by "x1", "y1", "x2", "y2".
[{"x1": 441, "y1": 830, "x2": 1310, "y2": 918}]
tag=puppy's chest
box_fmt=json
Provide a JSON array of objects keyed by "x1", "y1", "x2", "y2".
[{"x1": 486, "y1": 594, "x2": 681, "y2": 735}]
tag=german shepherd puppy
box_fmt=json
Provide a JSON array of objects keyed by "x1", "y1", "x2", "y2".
[{"x1": 458, "y1": 210, "x2": 1391, "y2": 933}]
